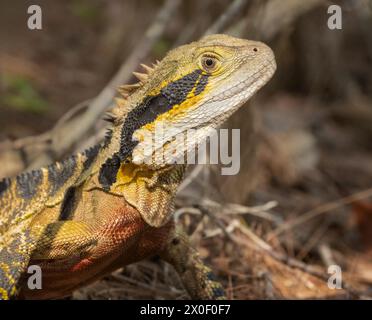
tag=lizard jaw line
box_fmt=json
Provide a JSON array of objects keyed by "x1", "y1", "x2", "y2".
[{"x1": 209, "y1": 61, "x2": 276, "y2": 104}]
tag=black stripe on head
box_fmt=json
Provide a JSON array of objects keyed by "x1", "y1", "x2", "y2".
[
  {"x1": 160, "y1": 69, "x2": 201, "y2": 105},
  {"x1": 16, "y1": 169, "x2": 43, "y2": 199},
  {"x1": 48, "y1": 155, "x2": 77, "y2": 196},
  {"x1": 119, "y1": 94, "x2": 169, "y2": 161},
  {"x1": 98, "y1": 70, "x2": 207, "y2": 191},
  {"x1": 194, "y1": 74, "x2": 209, "y2": 96},
  {"x1": 0, "y1": 177, "x2": 11, "y2": 197},
  {"x1": 119, "y1": 70, "x2": 203, "y2": 161}
]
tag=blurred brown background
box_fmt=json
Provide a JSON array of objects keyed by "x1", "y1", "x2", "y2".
[{"x1": 1, "y1": 0, "x2": 372, "y2": 299}]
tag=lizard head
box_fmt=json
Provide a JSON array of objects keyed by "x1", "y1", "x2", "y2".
[{"x1": 113, "y1": 34, "x2": 276, "y2": 167}]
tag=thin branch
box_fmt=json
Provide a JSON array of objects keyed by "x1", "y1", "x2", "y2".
[
  {"x1": 205, "y1": 0, "x2": 250, "y2": 35},
  {"x1": 318, "y1": 243, "x2": 336, "y2": 267},
  {"x1": 28, "y1": 0, "x2": 182, "y2": 165},
  {"x1": 177, "y1": 165, "x2": 205, "y2": 193},
  {"x1": 210, "y1": 218, "x2": 365, "y2": 299},
  {"x1": 202, "y1": 198, "x2": 280, "y2": 223},
  {"x1": 268, "y1": 187, "x2": 372, "y2": 240}
]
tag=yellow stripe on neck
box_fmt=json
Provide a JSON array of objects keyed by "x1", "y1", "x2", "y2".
[{"x1": 142, "y1": 80, "x2": 209, "y2": 132}]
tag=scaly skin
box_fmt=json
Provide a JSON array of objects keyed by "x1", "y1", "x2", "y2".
[{"x1": 0, "y1": 34, "x2": 276, "y2": 300}]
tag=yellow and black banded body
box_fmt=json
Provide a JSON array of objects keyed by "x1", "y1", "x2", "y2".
[{"x1": 0, "y1": 34, "x2": 276, "y2": 299}]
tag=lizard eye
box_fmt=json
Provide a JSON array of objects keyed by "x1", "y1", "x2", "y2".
[{"x1": 200, "y1": 55, "x2": 219, "y2": 73}]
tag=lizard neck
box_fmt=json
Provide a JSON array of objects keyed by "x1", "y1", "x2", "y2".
[{"x1": 90, "y1": 127, "x2": 186, "y2": 227}]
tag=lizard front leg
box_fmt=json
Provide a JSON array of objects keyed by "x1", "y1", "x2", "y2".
[{"x1": 159, "y1": 225, "x2": 226, "y2": 300}]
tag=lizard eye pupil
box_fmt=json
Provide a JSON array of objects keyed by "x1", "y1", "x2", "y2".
[
  {"x1": 201, "y1": 56, "x2": 218, "y2": 72},
  {"x1": 205, "y1": 58, "x2": 214, "y2": 66}
]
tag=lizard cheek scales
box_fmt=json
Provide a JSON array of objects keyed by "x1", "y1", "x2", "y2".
[{"x1": 98, "y1": 70, "x2": 209, "y2": 191}]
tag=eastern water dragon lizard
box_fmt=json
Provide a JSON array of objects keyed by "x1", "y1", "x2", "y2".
[{"x1": 0, "y1": 34, "x2": 276, "y2": 300}]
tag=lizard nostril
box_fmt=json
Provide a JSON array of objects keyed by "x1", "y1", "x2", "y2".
[{"x1": 253, "y1": 47, "x2": 258, "y2": 52}]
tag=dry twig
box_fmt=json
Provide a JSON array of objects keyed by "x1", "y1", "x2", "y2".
[
  {"x1": 205, "y1": 0, "x2": 250, "y2": 35},
  {"x1": 268, "y1": 187, "x2": 372, "y2": 240}
]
